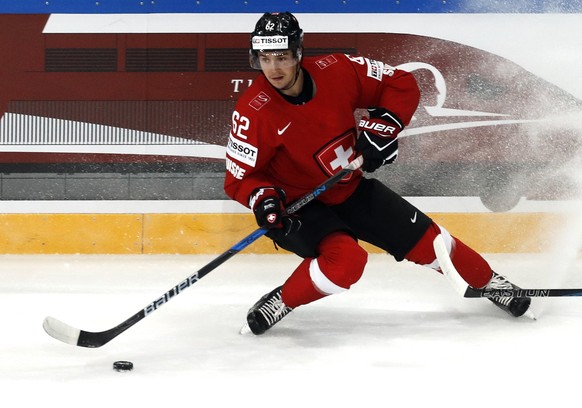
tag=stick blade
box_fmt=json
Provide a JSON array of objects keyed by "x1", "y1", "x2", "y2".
[{"x1": 43, "y1": 316, "x2": 81, "y2": 346}]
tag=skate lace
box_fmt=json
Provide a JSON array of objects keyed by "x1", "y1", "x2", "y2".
[
  {"x1": 487, "y1": 274, "x2": 512, "y2": 290},
  {"x1": 258, "y1": 291, "x2": 290, "y2": 326}
]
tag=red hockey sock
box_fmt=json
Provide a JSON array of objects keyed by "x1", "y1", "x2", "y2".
[
  {"x1": 405, "y1": 222, "x2": 492, "y2": 288},
  {"x1": 281, "y1": 258, "x2": 324, "y2": 308},
  {"x1": 449, "y1": 238, "x2": 492, "y2": 288},
  {"x1": 281, "y1": 232, "x2": 368, "y2": 308},
  {"x1": 405, "y1": 222, "x2": 442, "y2": 266}
]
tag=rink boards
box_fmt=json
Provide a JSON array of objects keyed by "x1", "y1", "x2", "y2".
[{"x1": 0, "y1": 198, "x2": 577, "y2": 254}]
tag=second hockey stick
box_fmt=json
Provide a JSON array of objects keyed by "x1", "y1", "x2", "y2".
[
  {"x1": 434, "y1": 234, "x2": 582, "y2": 298},
  {"x1": 43, "y1": 156, "x2": 364, "y2": 348}
]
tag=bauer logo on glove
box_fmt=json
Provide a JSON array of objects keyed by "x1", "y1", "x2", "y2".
[
  {"x1": 358, "y1": 118, "x2": 398, "y2": 137},
  {"x1": 355, "y1": 107, "x2": 403, "y2": 172}
]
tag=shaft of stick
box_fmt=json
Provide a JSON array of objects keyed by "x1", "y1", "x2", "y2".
[{"x1": 43, "y1": 156, "x2": 363, "y2": 348}]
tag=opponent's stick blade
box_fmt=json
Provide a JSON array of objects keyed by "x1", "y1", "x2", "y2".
[{"x1": 433, "y1": 234, "x2": 469, "y2": 295}]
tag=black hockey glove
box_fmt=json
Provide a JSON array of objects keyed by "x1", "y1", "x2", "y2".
[
  {"x1": 249, "y1": 187, "x2": 301, "y2": 237},
  {"x1": 355, "y1": 107, "x2": 403, "y2": 172}
]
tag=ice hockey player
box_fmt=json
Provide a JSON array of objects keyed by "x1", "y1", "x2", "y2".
[{"x1": 223, "y1": 11, "x2": 532, "y2": 335}]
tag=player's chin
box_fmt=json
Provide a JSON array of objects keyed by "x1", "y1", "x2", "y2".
[{"x1": 268, "y1": 77, "x2": 288, "y2": 88}]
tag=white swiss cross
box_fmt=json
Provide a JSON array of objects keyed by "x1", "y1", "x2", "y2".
[{"x1": 330, "y1": 145, "x2": 353, "y2": 170}]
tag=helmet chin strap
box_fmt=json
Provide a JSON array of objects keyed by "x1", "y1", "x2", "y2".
[{"x1": 280, "y1": 64, "x2": 302, "y2": 91}]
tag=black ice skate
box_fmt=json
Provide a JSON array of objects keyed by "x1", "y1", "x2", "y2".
[
  {"x1": 245, "y1": 286, "x2": 293, "y2": 335},
  {"x1": 486, "y1": 272, "x2": 533, "y2": 318}
]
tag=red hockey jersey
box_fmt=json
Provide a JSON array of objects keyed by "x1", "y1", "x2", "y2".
[{"x1": 224, "y1": 53, "x2": 420, "y2": 208}]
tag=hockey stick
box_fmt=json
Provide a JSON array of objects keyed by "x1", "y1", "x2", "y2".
[
  {"x1": 43, "y1": 156, "x2": 364, "y2": 348},
  {"x1": 433, "y1": 234, "x2": 582, "y2": 298}
]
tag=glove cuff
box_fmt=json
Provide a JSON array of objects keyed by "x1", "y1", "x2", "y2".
[
  {"x1": 249, "y1": 187, "x2": 285, "y2": 210},
  {"x1": 367, "y1": 107, "x2": 404, "y2": 131}
]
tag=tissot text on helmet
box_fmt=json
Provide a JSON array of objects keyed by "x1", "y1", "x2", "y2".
[{"x1": 252, "y1": 35, "x2": 289, "y2": 50}]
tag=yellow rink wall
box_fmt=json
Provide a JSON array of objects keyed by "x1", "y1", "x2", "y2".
[{"x1": 0, "y1": 212, "x2": 571, "y2": 254}]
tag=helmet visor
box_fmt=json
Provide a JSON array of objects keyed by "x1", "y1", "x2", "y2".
[{"x1": 250, "y1": 50, "x2": 299, "y2": 70}]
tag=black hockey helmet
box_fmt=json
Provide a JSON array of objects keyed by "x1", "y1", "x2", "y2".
[{"x1": 249, "y1": 12, "x2": 304, "y2": 69}]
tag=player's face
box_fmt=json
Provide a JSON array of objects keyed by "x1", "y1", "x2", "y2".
[{"x1": 258, "y1": 50, "x2": 298, "y2": 90}]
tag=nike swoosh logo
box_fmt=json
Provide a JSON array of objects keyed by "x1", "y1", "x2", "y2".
[
  {"x1": 411, "y1": 212, "x2": 417, "y2": 223},
  {"x1": 277, "y1": 122, "x2": 292, "y2": 136}
]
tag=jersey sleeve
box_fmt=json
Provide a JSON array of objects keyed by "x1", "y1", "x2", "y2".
[
  {"x1": 342, "y1": 54, "x2": 420, "y2": 126},
  {"x1": 223, "y1": 101, "x2": 279, "y2": 209}
]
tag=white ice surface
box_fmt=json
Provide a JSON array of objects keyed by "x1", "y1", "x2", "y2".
[{"x1": 1, "y1": 252, "x2": 582, "y2": 407}]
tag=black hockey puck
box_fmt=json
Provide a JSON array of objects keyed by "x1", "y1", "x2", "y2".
[{"x1": 113, "y1": 361, "x2": 133, "y2": 372}]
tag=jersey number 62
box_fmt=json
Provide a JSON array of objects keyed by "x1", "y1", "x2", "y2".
[{"x1": 231, "y1": 111, "x2": 250, "y2": 140}]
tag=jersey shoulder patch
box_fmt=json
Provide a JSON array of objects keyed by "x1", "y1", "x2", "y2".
[
  {"x1": 248, "y1": 90, "x2": 271, "y2": 111},
  {"x1": 314, "y1": 54, "x2": 339, "y2": 70}
]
